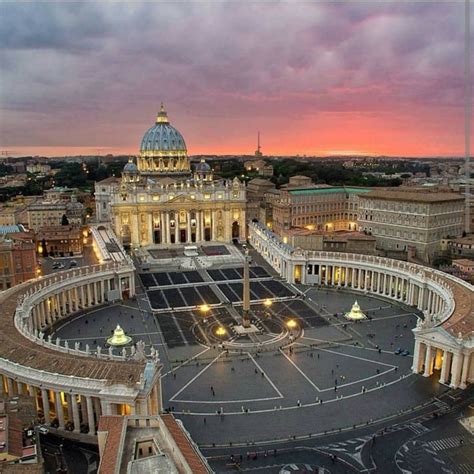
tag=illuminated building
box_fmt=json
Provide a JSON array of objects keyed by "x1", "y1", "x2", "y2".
[{"x1": 95, "y1": 105, "x2": 246, "y2": 247}]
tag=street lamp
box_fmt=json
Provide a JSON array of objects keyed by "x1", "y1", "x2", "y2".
[
  {"x1": 215, "y1": 326, "x2": 227, "y2": 337},
  {"x1": 286, "y1": 319, "x2": 297, "y2": 329}
]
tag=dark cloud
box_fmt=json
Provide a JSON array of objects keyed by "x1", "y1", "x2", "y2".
[{"x1": 0, "y1": 1, "x2": 469, "y2": 155}]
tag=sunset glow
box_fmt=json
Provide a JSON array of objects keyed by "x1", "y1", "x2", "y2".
[{"x1": 0, "y1": 1, "x2": 471, "y2": 157}]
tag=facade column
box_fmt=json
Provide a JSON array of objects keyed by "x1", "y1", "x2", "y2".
[
  {"x1": 71, "y1": 394, "x2": 80, "y2": 433},
  {"x1": 148, "y1": 212, "x2": 154, "y2": 245},
  {"x1": 55, "y1": 391, "x2": 65, "y2": 429},
  {"x1": 439, "y1": 350, "x2": 451, "y2": 384},
  {"x1": 423, "y1": 344, "x2": 433, "y2": 377},
  {"x1": 165, "y1": 212, "x2": 171, "y2": 244},
  {"x1": 450, "y1": 352, "x2": 463, "y2": 388},
  {"x1": 41, "y1": 389, "x2": 50, "y2": 424},
  {"x1": 86, "y1": 396, "x2": 96, "y2": 435},
  {"x1": 200, "y1": 211, "x2": 205, "y2": 241},
  {"x1": 460, "y1": 353, "x2": 470, "y2": 389},
  {"x1": 186, "y1": 211, "x2": 192, "y2": 243}
]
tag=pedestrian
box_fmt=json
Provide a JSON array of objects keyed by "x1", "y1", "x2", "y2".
[
  {"x1": 255, "y1": 368, "x2": 258, "y2": 374},
  {"x1": 173, "y1": 372, "x2": 176, "y2": 379},
  {"x1": 203, "y1": 417, "x2": 206, "y2": 425}
]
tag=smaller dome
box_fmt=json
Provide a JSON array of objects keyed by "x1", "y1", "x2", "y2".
[
  {"x1": 123, "y1": 159, "x2": 138, "y2": 173},
  {"x1": 195, "y1": 159, "x2": 211, "y2": 173}
]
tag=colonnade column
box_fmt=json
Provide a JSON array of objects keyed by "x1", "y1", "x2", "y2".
[
  {"x1": 439, "y1": 351, "x2": 451, "y2": 384},
  {"x1": 71, "y1": 395, "x2": 80, "y2": 433},
  {"x1": 41, "y1": 389, "x2": 50, "y2": 424},
  {"x1": 423, "y1": 345, "x2": 433, "y2": 377},
  {"x1": 460, "y1": 353, "x2": 470, "y2": 389},
  {"x1": 412, "y1": 340, "x2": 422, "y2": 372},
  {"x1": 55, "y1": 391, "x2": 65, "y2": 429},
  {"x1": 449, "y1": 352, "x2": 462, "y2": 388},
  {"x1": 86, "y1": 396, "x2": 96, "y2": 435}
]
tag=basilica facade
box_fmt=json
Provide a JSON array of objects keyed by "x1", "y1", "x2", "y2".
[{"x1": 95, "y1": 105, "x2": 246, "y2": 247}]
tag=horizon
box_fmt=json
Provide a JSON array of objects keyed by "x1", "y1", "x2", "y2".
[{"x1": 0, "y1": 1, "x2": 472, "y2": 158}]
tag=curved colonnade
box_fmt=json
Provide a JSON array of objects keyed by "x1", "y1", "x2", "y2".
[
  {"x1": 0, "y1": 260, "x2": 162, "y2": 436},
  {"x1": 249, "y1": 222, "x2": 473, "y2": 390}
]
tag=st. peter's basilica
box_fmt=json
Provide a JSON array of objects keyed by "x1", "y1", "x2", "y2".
[{"x1": 95, "y1": 105, "x2": 246, "y2": 247}]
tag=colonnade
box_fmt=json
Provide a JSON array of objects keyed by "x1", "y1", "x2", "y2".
[
  {"x1": 0, "y1": 261, "x2": 163, "y2": 438},
  {"x1": 28, "y1": 274, "x2": 133, "y2": 332},
  {"x1": 123, "y1": 208, "x2": 244, "y2": 247},
  {"x1": 412, "y1": 342, "x2": 471, "y2": 389},
  {"x1": 248, "y1": 221, "x2": 472, "y2": 390},
  {"x1": 303, "y1": 263, "x2": 446, "y2": 318},
  {"x1": 0, "y1": 374, "x2": 162, "y2": 435}
]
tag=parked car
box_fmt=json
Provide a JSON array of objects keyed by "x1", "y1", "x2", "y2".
[
  {"x1": 394, "y1": 348, "x2": 402, "y2": 355},
  {"x1": 69, "y1": 260, "x2": 78, "y2": 268},
  {"x1": 38, "y1": 426, "x2": 49, "y2": 434},
  {"x1": 401, "y1": 350, "x2": 410, "y2": 356}
]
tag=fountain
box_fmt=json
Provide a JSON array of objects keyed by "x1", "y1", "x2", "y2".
[
  {"x1": 344, "y1": 301, "x2": 367, "y2": 320},
  {"x1": 107, "y1": 325, "x2": 132, "y2": 346}
]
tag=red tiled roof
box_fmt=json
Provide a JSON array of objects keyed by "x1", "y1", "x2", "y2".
[
  {"x1": 161, "y1": 414, "x2": 210, "y2": 474},
  {"x1": 97, "y1": 416, "x2": 125, "y2": 474}
]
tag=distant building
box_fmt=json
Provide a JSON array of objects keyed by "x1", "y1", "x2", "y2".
[
  {"x1": 246, "y1": 178, "x2": 276, "y2": 223},
  {"x1": 26, "y1": 194, "x2": 84, "y2": 231},
  {"x1": 448, "y1": 236, "x2": 474, "y2": 258},
  {"x1": 271, "y1": 181, "x2": 369, "y2": 236},
  {"x1": 244, "y1": 159, "x2": 273, "y2": 177},
  {"x1": 279, "y1": 227, "x2": 377, "y2": 255},
  {"x1": 0, "y1": 232, "x2": 37, "y2": 290},
  {"x1": 452, "y1": 258, "x2": 474, "y2": 275},
  {"x1": 36, "y1": 225, "x2": 83, "y2": 257},
  {"x1": 358, "y1": 190, "x2": 464, "y2": 264},
  {"x1": 97, "y1": 414, "x2": 211, "y2": 473},
  {"x1": 26, "y1": 162, "x2": 51, "y2": 175}
]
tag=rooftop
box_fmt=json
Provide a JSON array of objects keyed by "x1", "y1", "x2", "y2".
[
  {"x1": 362, "y1": 190, "x2": 465, "y2": 203},
  {"x1": 289, "y1": 186, "x2": 371, "y2": 196},
  {"x1": 0, "y1": 280, "x2": 146, "y2": 386}
]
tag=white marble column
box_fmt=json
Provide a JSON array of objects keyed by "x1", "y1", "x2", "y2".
[
  {"x1": 86, "y1": 396, "x2": 96, "y2": 435},
  {"x1": 42, "y1": 389, "x2": 50, "y2": 424},
  {"x1": 460, "y1": 353, "x2": 470, "y2": 389},
  {"x1": 423, "y1": 344, "x2": 433, "y2": 377},
  {"x1": 450, "y1": 352, "x2": 462, "y2": 388},
  {"x1": 186, "y1": 211, "x2": 192, "y2": 243},
  {"x1": 55, "y1": 391, "x2": 65, "y2": 429},
  {"x1": 439, "y1": 350, "x2": 451, "y2": 384},
  {"x1": 71, "y1": 395, "x2": 80, "y2": 433}
]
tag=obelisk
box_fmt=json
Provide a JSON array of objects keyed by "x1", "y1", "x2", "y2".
[{"x1": 242, "y1": 247, "x2": 251, "y2": 328}]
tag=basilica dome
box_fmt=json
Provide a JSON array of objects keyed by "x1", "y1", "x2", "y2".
[
  {"x1": 138, "y1": 104, "x2": 190, "y2": 176},
  {"x1": 140, "y1": 104, "x2": 187, "y2": 154}
]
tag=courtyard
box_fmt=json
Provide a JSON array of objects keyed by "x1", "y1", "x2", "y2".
[{"x1": 50, "y1": 267, "x2": 446, "y2": 447}]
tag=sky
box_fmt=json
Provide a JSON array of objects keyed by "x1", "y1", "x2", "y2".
[{"x1": 0, "y1": 1, "x2": 471, "y2": 157}]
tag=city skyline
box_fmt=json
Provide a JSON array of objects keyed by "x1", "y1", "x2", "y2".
[{"x1": 0, "y1": 1, "x2": 472, "y2": 157}]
